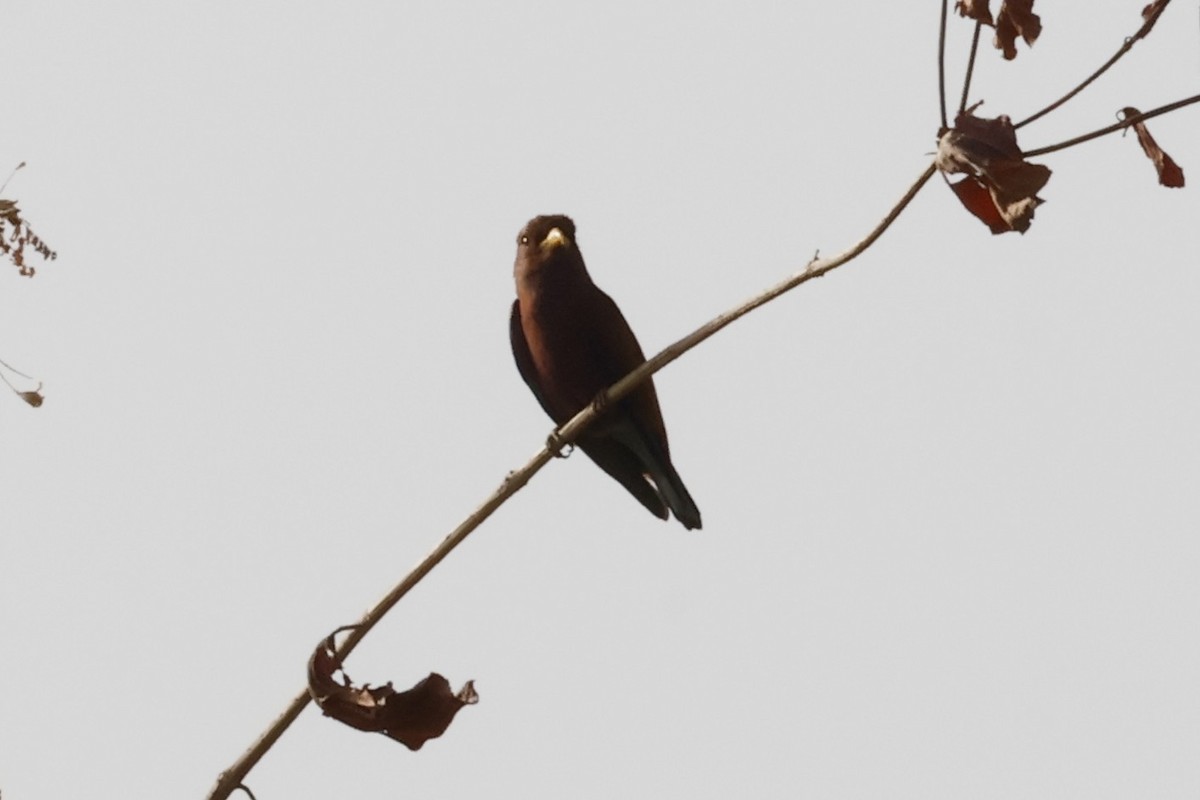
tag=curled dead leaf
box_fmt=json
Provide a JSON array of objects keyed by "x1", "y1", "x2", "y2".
[
  {"x1": 955, "y1": 0, "x2": 994, "y2": 25},
  {"x1": 307, "y1": 627, "x2": 478, "y2": 751},
  {"x1": 1121, "y1": 107, "x2": 1185, "y2": 188},
  {"x1": 993, "y1": 0, "x2": 1040, "y2": 60},
  {"x1": 946, "y1": 177, "x2": 1009, "y2": 235},
  {"x1": 956, "y1": 0, "x2": 1040, "y2": 59},
  {"x1": 19, "y1": 383, "x2": 44, "y2": 408},
  {"x1": 0, "y1": 362, "x2": 41, "y2": 406},
  {"x1": 0, "y1": 199, "x2": 19, "y2": 227},
  {"x1": 1138, "y1": 1, "x2": 1169, "y2": 38},
  {"x1": 937, "y1": 109, "x2": 1052, "y2": 234}
]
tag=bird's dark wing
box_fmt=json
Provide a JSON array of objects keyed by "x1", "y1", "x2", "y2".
[
  {"x1": 513, "y1": 297, "x2": 670, "y2": 521},
  {"x1": 510, "y1": 299, "x2": 556, "y2": 420},
  {"x1": 584, "y1": 289, "x2": 671, "y2": 455},
  {"x1": 583, "y1": 290, "x2": 702, "y2": 529}
]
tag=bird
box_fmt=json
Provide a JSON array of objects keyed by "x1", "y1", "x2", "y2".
[{"x1": 509, "y1": 214, "x2": 702, "y2": 530}]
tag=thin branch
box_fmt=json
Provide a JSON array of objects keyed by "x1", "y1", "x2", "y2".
[
  {"x1": 938, "y1": 0, "x2": 950, "y2": 130},
  {"x1": 205, "y1": 159, "x2": 939, "y2": 800},
  {"x1": 1015, "y1": 0, "x2": 1174, "y2": 129},
  {"x1": 0, "y1": 161, "x2": 25, "y2": 195},
  {"x1": 958, "y1": 22, "x2": 982, "y2": 116},
  {"x1": 1024, "y1": 93, "x2": 1200, "y2": 157},
  {"x1": 0, "y1": 357, "x2": 42, "y2": 406},
  {"x1": 204, "y1": 7, "x2": 1192, "y2": 797},
  {"x1": 0, "y1": 356, "x2": 35, "y2": 381},
  {"x1": 573, "y1": 161, "x2": 938, "y2": 430}
]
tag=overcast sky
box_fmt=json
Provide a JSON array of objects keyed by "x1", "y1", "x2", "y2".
[{"x1": 2, "y1": 3, "x2": 1198, "y2": 798}]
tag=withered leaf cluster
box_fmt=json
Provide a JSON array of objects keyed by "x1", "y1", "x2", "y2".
[
  {"x1": 0, "y1": 198, "x2": 57, "y2": 277},
  {"x1": 307, "y1": 630, "x2": 478, "y2": 750},
  {"x1": 955, "y1": 0, "x2": 1041, "y2": 60},
  {"x1": 941, "y1": 1, "x2": 1188, "y2": 233},
  {"x1": 937, "y1": 109, "x2": 1051, "y2": 234}
]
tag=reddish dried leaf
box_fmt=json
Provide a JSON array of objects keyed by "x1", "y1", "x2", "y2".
[
  {"x1": 1138, "y1": 1, "x2": 1169, "y2": 38},
  {"x1": 1122, "y1": 107, "x2": 1185, "y2": 188},
  {"x1": 307, "y1": 630, "x2": 478, "y2": 751},
  {"x1": 955, "y1": 0, "x2": 994, "y2": 25},
  {"x1": 936, "y1": 109, "x2": 1051, "y2": 234},
  {"x1": 948, "y1": 176, "x2": 1010, "y2": 234},
  {"x1": 994, "y1": 0, "x2": 1041, "y2": 59}
]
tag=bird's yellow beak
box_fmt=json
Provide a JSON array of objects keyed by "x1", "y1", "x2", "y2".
[{"x1": 540, "y1": 227, "x2": 569, "y2": 251}]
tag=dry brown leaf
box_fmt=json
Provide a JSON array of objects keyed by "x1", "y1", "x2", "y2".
[
  {"x1": 19, "y1": 384, "x2": 44, "y2": 408},
  {"x1": 994, "y1": 0, "x2": 1041, "y2": 59},
  {"x1": 955, "y1": 0, "x2": 994, "y2": 25},
  {"x1": 307, "y1": 628, "x2": 478, "y2": 751},
  {"x1": 0, "y1": 199, "x2": 19, "y2": 227},
  {"x1": 1121, "y1": 107, "x2": 1185, "y2": 188},
  {"x1": 937, "y1": 109, "x2": 1052, "y2": 234},
  {"x1": 1138, "y1": 1, "x2": 1169, "y2": 38},
  {"x1": 958, "y1": 0, "x2": 1040, "y2": 59}
]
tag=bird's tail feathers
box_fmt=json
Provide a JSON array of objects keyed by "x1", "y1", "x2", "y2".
[
  {"x1": 650, "y1": 457, "x2": 702, "y2": 531},
  {"x1": 614, "y1": 422, "x2": 703, "y2": 530}
]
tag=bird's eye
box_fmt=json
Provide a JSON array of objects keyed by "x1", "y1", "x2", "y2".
[{"x1": 519, "y1": 235, "x2": 529, "y2": 245}]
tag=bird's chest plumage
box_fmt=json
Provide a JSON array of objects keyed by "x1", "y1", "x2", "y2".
[{"x1": 519, "y1": 289, "x2": 611, "y2": 422}]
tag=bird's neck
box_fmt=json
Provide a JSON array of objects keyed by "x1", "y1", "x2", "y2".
[{"x1": 517, "y1": 260, "x2": 593, "y2": 311}]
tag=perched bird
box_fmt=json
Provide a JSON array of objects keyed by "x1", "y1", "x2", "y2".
[{"x1": 509, "y1": 214, "x2": 702, "y2": 530}]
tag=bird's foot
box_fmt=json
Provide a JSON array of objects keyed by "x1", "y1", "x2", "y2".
[{"x1": 546, "y1": 430, "x2": 575, "y2": 459}]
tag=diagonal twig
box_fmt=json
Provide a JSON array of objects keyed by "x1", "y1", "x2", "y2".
[
  {"x1": 959, "y1": 21, "x2": 983, "y2": 116},
  {"x1": 938, "y1": 0, "x2": 950, "y2": 130},
  {"x1": 204, "y1": 159, "x2": 939, "y2": 800},
  {"x1": 1024, "y1": 93, "x2": 1200, "y2": 157},
  {"x1": 1015, "y1": 0, "x2": 1175, "y2": 129}
]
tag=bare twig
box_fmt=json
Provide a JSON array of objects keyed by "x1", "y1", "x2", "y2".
[
  {"x1": 0, "y1": 356, "x2": 35, "y2": 381},
  {"x1": 959, "y1": 22, "x2": 982, "y2": 116},
  {"x1": 1015, "y1": 0, "x2": 1174, "y2": 129},
  {"x1": 1024, "y1": 93, "x2": 1200, "y2": 157},
  {"x1": 578, "y1": 162, "x2": 937, "y2": 424},
  {"x1": 206, "y1": 8, "x2": 1197, "y2": 797},
  {"x1": 0, "y1": 161, "x2": 25, "y2": 195},
  {"x1": 205, "y1": 159, "x2": 939, "y2": 800},
  {"x1": 938, "y1": 0, "x2": 950, "y2": 130}
]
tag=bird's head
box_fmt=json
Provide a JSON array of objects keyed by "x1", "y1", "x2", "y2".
[{"x1": 513, "y1": 214, "x2": 584, "y2": 285}]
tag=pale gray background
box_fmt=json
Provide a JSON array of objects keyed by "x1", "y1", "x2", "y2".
[{"x1": 2, "y1": 2, "x2": 1198, "y2": 798}]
